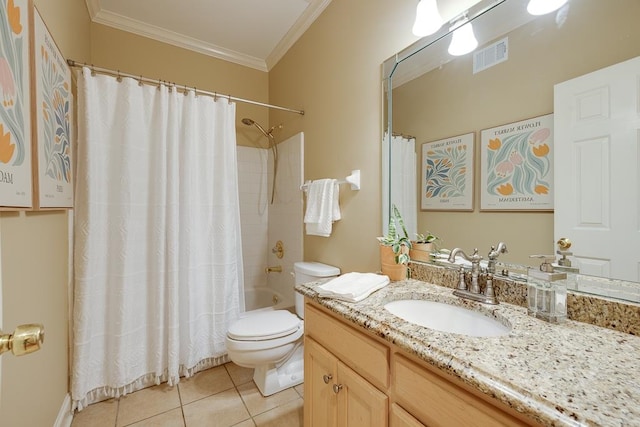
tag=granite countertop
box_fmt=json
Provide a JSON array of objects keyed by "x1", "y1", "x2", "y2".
[{"x1": 296, "y1": 279, "x2": 640, "y2": 427}]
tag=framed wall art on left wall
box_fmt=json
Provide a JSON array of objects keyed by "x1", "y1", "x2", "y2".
[
  {"x1": 0, "y1": 0, "x2": 34, "y2": 209},
  {"x1": 31, "y1": 6, "x2": 73, "y2": 209},
  {"x1": 0, "y1": 1, "x2": 73, "y2": 210}
]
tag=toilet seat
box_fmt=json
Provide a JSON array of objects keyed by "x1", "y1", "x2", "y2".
[
  {"x1": 227, "y1": 310, "x2": 301, "y2": 341},
  {"x1": 226, "y1": 326, "x2": 303, "y2": 353}
]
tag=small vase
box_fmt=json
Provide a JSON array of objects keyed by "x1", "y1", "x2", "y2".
[
  {"x1": 409, "y1": 242, "x2": 434, "y2": 263},
  {"x1": 380, "y1": 245, "x2": 408, "y2": 281}
]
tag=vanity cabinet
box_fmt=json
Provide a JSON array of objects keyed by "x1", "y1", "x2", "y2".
[
  {"x1": 304, "y1": 304, "x2": 388, "y2": 427},
  {"x1": 304, "y1": 299, "x2": 536, "y2": 427}
]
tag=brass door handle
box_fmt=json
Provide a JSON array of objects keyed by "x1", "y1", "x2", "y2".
[
  {"x1": 557, "y1": 237, "x2": 572, "y2": 250},
  {"x1": 0, "y1": 324, "x2": 45, "y2": 357},
  {"x1": 332, "y1": 384, "x2": 343, "y2": 394},
  {"x1": 322, "y1": 374, "x2": 332, "y2": 384}
]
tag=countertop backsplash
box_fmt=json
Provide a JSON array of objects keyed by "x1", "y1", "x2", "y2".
[{"x1": 409, "y1": 261, "x2": 640, "y2": 336}]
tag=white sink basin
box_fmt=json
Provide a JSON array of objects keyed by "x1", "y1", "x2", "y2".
[{"x1": 384, "y1": 300, "x2": 511, "y2": 337}]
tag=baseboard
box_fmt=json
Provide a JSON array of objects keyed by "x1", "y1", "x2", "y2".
[{"x1": 54, "y1": 393, "x2": 73, "y2": 427}]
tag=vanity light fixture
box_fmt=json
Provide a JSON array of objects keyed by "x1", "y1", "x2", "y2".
[
  {"x1": 447, "y1": 14, "x2": 478, "y2": 56},
  {"x1": 526, "y1": 0, "x2": 568, "y2": 15},
  {"x1": 412, "y1": 0, "x2": 444, "y2": 37}
]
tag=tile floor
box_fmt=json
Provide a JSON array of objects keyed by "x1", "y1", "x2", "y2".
[{"x1": 71, "y1": 362, "x2": 304, "y2": 427}]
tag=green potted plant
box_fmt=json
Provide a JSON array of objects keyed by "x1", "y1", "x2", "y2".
[
  {"x1": 409, "y1": 232, "x2": 441, "y2": 263},
  {"x1": 377, "y1": 204, "x2": 412, "y2": 280}
]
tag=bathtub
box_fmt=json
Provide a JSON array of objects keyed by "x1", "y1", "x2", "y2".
[{"x1": 243, "y1": 287, "x2": 288, "y2": 313}]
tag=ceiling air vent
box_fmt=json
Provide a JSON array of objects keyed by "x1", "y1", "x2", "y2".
[{"x1": 473, "y1": 37, "x2": 508, "y2": 74}]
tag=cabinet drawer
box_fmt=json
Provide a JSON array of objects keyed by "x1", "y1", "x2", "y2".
[
  {"x1": 393, "y1": 355, "x2": 530, "y2": 427},
  {"x1": 305, "y1": 302, "x2": 389, "y2": 390}
]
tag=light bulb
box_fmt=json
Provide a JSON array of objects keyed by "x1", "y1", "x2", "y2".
[
  {"x1": 448, "y1": 20, "x2": 478, "y2": 56},
  {"x1": 412, "y1": 0, "x2": 444, "y2": 37},
  {"x1": 526, "y1": 0, "x2": 568, "y2": 15}
]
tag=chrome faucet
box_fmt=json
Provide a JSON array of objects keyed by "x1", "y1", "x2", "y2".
[
  {"x1": 448, "y1": 247, "x2": 498, "y2": 305},
  {"x1": 487, "y1": 242, "x2": 508, "y2": 274}
]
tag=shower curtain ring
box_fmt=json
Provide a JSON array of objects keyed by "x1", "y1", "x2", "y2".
[
  {"x1": 213, "y1": 92, "x2": 218, "y2": 101},
  {"x1": 117, "y1": 70, "x2": 122, "y2": 82},
  {"x1": 90, "y1": 64, "x2": 96, "y2": 77},
  {"x1": 138, "y1": 76, "x2": 143, "y2": 86},
  {"x1": 227, "y1": 94, "x2": 232, "y2": 104}
]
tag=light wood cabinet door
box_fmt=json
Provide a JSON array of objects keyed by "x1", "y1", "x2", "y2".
[
  {"x1": 390, "y1": 404, "x2": 426, "y2": 427},
  {"x1": 336, "y1": 361, "x2": 388, "y2": 427},
  {"x1": 305, "y1": 337, "x2": 338, "y2": 427},
  {"x1": 305, "y1": 303, "x2": 389, "y2": 390}
]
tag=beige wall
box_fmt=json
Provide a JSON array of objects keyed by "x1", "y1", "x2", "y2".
[
  {"x1": 269, "y1": 0, "x2": 419, "y2": 272},
  {"x1": 393, "y1": 0, "x2": 640, "y2": 265},
  {"x1": 0, "y1": 1, "x2": 90, "y2": 426}
]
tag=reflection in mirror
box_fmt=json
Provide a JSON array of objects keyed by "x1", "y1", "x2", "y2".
[{"x1": 383, "y1": 0, "x2": 640, "y2": 301}]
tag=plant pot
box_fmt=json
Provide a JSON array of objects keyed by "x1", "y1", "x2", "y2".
[
  {"x1": 380, "y1": 245, "x2": 408, "y2": 281},
  {"x1": 409, "y1": 242, "x2": 434, "y2": 263}
]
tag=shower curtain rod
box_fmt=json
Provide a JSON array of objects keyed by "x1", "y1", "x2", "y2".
[{"x1": 66, "y1": 59, "x2": 305, "y2": 116}]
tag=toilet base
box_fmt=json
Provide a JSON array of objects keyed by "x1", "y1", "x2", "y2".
[{"x1": 253, "y1": 344, "x2": 304, "y2": 396}]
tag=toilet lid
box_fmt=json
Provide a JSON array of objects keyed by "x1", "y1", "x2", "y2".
[{"x1": 228, "y1": 310, "x2": 301, "y2": 341}]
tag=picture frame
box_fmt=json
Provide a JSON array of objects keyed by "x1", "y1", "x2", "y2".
[
  {"x1": 480, "y1": 114, "x2": 554, "y2": 211},
  {"x1": 0, "y1": 0, "x2": 33, "y2": 208},
  {"x1": 421, "y1": 132, "x2": 474, "y2": 211},
  {"x1": 31, "y1": 6, "x2": 73, "y2": 209}
]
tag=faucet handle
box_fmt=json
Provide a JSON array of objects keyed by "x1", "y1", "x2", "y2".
[
  {"x1": 457, "y1": 265, "x2": 467, "y2": 291},
  {"x1": 483, "y1": 273, "x2": 498, "y2": 304}
]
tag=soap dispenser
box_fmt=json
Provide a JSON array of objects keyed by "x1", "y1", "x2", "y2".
[{"x1": 527, "y1": 255, "x2": 567, "y2": 323}]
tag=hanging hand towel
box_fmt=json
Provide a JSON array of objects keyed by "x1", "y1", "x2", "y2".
[
  {"x1": 304, "y1": 179, "x2": 341, "y2": 237},
  {"x1": 316, "y1": 272, "x2": 390, "y2": 303}
]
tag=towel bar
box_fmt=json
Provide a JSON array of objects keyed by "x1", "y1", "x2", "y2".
[{"x1": 300, "y1": 170, "x2": 361, "y2": 191}]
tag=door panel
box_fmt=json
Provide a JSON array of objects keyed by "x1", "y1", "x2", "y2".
[
  {"x1": 304, "y1": 337, "x2": 338, "y2": 427},
  {"x1": 336, "y1": 361, "x2": 388, "y2": 427},
  {"x1": 554, "y1": 55, "x2": 640, "y2": 281}
]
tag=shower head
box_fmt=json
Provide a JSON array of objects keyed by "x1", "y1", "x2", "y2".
[
  {"x1": 241, "y1": 117, "x2": 281, "y2": 204},
  {"x1": 241, "y1": 117, "x2": 272, "y2": 139}
]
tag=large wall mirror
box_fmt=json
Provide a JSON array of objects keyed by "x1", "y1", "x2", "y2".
[{"x1": 383, "y1": 0, "x2": 640, "y2": 301}]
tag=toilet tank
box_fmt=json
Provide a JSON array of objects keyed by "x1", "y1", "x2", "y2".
[{"x1": 294, "y1": 262, "x2": 340, "y2": 319}]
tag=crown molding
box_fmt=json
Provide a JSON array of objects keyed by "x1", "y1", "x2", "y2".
[
  {"x1": 85, "y1": 0, "x2": 330, "y2": 72},
  {"x1": 85, "y1": 0, "x2": 100, "y2": 19},
  {"x1": 266, "y1": 0, "x2": 332, "y2": 70},
  {"x1": 90, "y1": 8, "x2": 268, "y2": 72}
]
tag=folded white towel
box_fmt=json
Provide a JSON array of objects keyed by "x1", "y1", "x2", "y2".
[
  {"x1": 317, "y1": 272, "x2": 390, "y2": 303},
  {"x1": 304, "y1": 179, "x2": 341, "y2": 237}
]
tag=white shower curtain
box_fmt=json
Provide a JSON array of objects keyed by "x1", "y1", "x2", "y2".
[
  {"x1": 71, "y1": 67, "x2": 245, "y2": 410},
  {"x1": 382, "y1": 131, "x2": 417, "y2": 238}
]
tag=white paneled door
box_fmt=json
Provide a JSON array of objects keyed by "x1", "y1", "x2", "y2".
[{"x1": 554, "y1": 56, "x2": 640, "y2": 282}]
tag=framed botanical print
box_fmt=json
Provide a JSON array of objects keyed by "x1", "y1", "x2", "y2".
[
  {"x1": 421, "y1": 133, "x2": 474, "y2": 211},
  {"x1": 480, "y1": 114, "x2": 553, "y2": 211},
  {"x1": 32, "y1": 6, "x2": 73, "y2": 208},
  {"x1": 0, "y1": 0, "x2": 33, "y2": 208}
]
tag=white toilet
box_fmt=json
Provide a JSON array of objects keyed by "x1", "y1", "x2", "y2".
[{"x1": 226, "y1": 261, "x2": 340, "y2": 396}]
